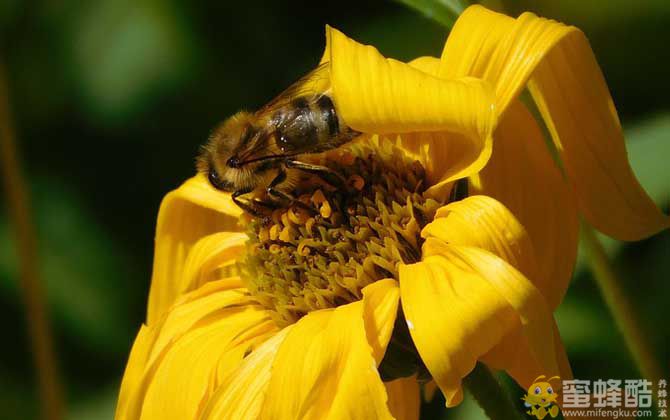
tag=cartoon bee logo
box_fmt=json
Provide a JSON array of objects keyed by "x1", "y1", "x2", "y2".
[{"x1": 522, "y1": 375, "x2": 561, "y2": 419}]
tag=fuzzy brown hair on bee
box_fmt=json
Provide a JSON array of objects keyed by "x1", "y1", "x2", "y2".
[
  {"x1": 197, "y1": 111, "x2": 275, "y2": 193},
  {"x1": 196, "y1": 64, "x2": 360, "y2": 218}
]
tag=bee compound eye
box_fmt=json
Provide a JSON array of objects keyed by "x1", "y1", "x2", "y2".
[
  {"x1": 535, "y1": 386, "x2": 541, "y2": 395},
  {"x1": 208, "y1": 168, "x2": 229, "y2": 191},
  {"x1": 547, "y1": 387, "x2": 553, "y2": 394}
]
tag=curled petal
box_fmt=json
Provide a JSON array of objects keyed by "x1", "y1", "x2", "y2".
[
  {"x1": 399, "y1": 245, "x2": 558, "y2": 407},
  {"x1": 404, "y1": 57, "x2": 489, "y2": 193},
  {"x1": 423, "y1": 195, "x2": 539, "y2": 286},
  {"x1": 327, "y1": 25, "x2": 496, "y2": 136},
  {"x1": 469, "y1": 100, "x2": 578, "y2": 309},
  {"x1": 261, "y1": 299, "x2": 393, "y2": 420},
  {"x1": 325, "y1": 25, "x2": 497, "y2": 188},
  {"x1": 362, "y1": 279, "x2": 400, "y2": 364},
  {"x1": 396, "y1": 131, "x2": 493, "y2": 197},
  {"x1": 529, "y1": 35, "x2": 669, "y2": 240},
  {"x1": 442, "y1": 5, "x2": 668, "y2": 240},
  {"x1": 147, "y1": 175, "x2": 242, "y2": 324},
  {"x1": 385, "y1": 376, "x2": 420, "y2": 420},
  {"x1": 480, "y1": 318, "x2": 568, "y2": 392}
]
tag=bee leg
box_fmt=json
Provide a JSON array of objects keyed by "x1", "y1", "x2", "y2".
[
  {"x1": 266, "y1": 169, "x2": 318, "y2": 216},
  {"x1": 284, "y1": 160, "x2": 348, "y2": 191},
  {"x1": 268, "y1": 188, "x2": 319, "y2": 216},
  {"x1": 232, "y1": 188, "x2": 274, "y2": 219},
  {"x1": 284, "y1": 160, "x2": 354, "y2": 225}
]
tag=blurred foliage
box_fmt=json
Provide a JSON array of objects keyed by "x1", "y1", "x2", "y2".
[
  {"x1": 393, "y1": 0, "x2": 468, "y2": 28},
  {"x1": 0, "y1": 1, "x2": 668, "y2": 419}
]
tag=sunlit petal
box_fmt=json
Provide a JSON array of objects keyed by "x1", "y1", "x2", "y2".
[
  {"x1": 399, "y1": 245, "x2": 557, "y2": 407},
  {"x1": 470, "y1": 100, "x2": 578, "y2": 309},
  {"x1": 442, "y1": 5, "x2": 668, "y2": 240},
  {"x1": 116, "y1": 325, "x2": 158, "y2": 420},
  {"x1": 147, "y1": 174, "x2": 243, "y2": 324},
  {"x1": 423, "y1": 195, "x2": 539, "y2": 286},
  {"x1": 261, "y1": 301, "x2": 393, "y2": 419},
  {"x1": 117, "y1": 279, "x2": 276, "y2": 420},
  {"x1": 325, "y1": 25, "x2": 496, "y2": 190},
  {"x1": 361, "y1": 279, "x2": 400, "y2": 364},
  {"x1": 179, "y1": 231, "x2": 247, "y2": 298},
  {"x1": 200, "y1": 327, "x2": 292, "y2": 420},
  {"x1": 407, "y1": 56, "x2": 441, "y2": 76}
]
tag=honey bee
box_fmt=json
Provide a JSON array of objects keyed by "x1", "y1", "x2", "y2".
[{"x1": 197, "y1": 64, "x2": 360, "y2": 217}]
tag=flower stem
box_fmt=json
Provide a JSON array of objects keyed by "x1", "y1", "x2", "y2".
[
  {"x1": 0, "y1": 60, "x2": 64, "y2": 420},
  {"x1": 464, "y1": 363, "x2": 525, "y2": 420},
  {"x1": 581, "y1": 222, "x2": 664, "y2": 383}
]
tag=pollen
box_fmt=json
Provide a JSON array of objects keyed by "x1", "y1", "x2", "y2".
[{"x1": 240, "y1": 140, "x2": 442, "y2": 326}]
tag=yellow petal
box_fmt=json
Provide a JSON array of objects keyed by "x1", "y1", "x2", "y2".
[
  {"x1": 201, "y1": 326, "x2": 292, "y2": 420},
  {"x1": 115, "y1": 325, "x2": 158, "y2": 420},
  {"x1": 442, "y1": 5, "x2": 669, "y2": 240},
  {"x1": 117, "y1": 279, "x2": 277, "y2": 420},
  {"x1": 529, "y1": 38, "x2": 669, "y2": 239},
  {"x1": 147, "y1": 174, "x2": 243, "y2": 324},
  {"x1": 145, "y1": 279, "x2": 253, "y2": 371},
  {"x1": 481, "y1": 319, "x2": 574, "y2": 419},
  {"x1": 325, "y1": 25, "x2": 496, "y2": 188},
  {"x1": 396, "y1": 130, "x2": 493, "y2": 198},
  {"x1": 361, "y1": 279, "x2": 400, "y2": 364},
  {"x1": 385, "y1": 376, "x2": 420, "y2": 420},
  {"x1": 422, "y1": 195, "x2": 539, "y2": 287},
  {"x1": 399, "y1": 245, "x2": 557, "y2": 407},
  {"x1": 327, "y1": 25, "x2": 496, "y2": 136},
  {"x1": 179, "y1": 231, "x2": 247, "y2": 298},
  {"x1": 407, "y1": 56, "x2": 441, "y2": 76},
  {"x1": 469, "y1": 100, "x2": 578, "y2": 309},
  {"x1": 261, "y1": 301, "x2": 393, "y2": 420},
  {"x1": 402, "y1": 56, "x2": 494, "y2": 196},
  {"x1": 137, "y1": 315, "x2": 273, "y2": 420}
]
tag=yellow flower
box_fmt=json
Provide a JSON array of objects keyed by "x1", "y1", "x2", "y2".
[{"x1": 115, "y1": 6, "x2": 668, "y2": 420}]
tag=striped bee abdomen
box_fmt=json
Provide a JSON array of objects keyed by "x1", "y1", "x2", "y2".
[
  {"x1": 316, "y1": 95, "x2": 339, "y2": 137},
  {"x1": 272, "y1": 94, "x2": 354, "y2": 155}
]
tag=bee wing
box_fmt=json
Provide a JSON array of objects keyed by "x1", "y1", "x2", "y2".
[
  {"x1": 256, "y1": 63, "x2": 330, "y2": 118},
  {"x1": 232, "y1": 63, "x2": 334, "y2": 164}
]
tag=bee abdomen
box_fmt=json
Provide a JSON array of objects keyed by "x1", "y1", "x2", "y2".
[
  {"x1": 316, "y1": 95, "x2": 339, "y2": 136},
  {"x1": 314, "y1": 94, "x2": 359, "y2": 148},
  {"x1": 272, "y1": 94, "x2": 355, "y2": 155},
  {"x1": 274, "y1": 98, "x2": 316, "y2": 153}
]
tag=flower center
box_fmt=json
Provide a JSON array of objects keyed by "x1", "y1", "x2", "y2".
[{"x1": 240, "y1": 140, "x2": 442, "y2": 327}]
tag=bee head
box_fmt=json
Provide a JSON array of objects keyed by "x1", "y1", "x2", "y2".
[
  {"x1": 197, "y1": 111, "x2": 277, "y2": 194},
  {"x1": 196, "y1": 148, "x2": 235, "y2": 192},
  {"x1": 207, "y1": 165, "x2": 236, "y2": 192}
]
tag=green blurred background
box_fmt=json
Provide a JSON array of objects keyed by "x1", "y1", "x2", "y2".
[{"x1": 0, "y1": 1, "x2": 668, "y2": 419}]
